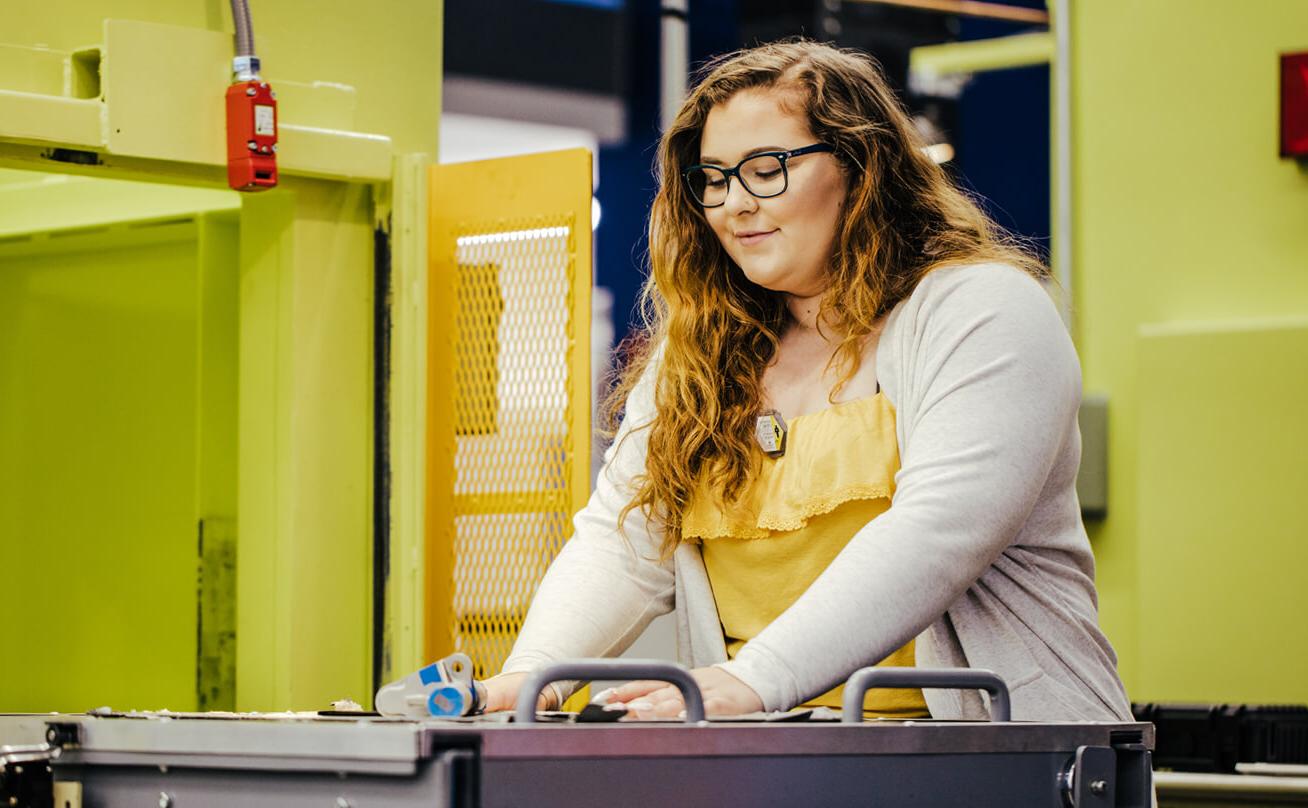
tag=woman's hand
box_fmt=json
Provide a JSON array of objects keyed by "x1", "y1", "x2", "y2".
[
  {"x1": 606, "y1": 666, "x2": 764, "y2": 719},
  {"x1": 481, "y1": 672, "x2": 557, "y2": 714}
]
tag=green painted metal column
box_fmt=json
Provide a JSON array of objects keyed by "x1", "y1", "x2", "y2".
[{"x1": 236, "y1": 179, "x2": 375, "y2": 710}]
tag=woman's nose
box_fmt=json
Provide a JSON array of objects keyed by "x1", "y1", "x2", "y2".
[{"x1": 722, "y1": 176, "x2": 758, "y2": 215}]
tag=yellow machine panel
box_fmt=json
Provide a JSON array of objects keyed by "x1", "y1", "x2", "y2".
[{"x1": 427, "y1": 149, "x2": 592, "y2": 682}]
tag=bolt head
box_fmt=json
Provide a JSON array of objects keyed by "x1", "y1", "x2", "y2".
[
  {"x1": 246, "y1": 87, "x2": 256, "y2": 96},
  {"x1": 158, "y1": 792, "x2": 172, "y2": 808},
  {"x1": 248, "y1": 141, "x2": 258, "y2": 151},
  {"x1": 1090, "y1": 779, "x2": 1107, "y2": 795},
  {"x1": 271, "y1": 144, "x2": 278, "y2": 153}
]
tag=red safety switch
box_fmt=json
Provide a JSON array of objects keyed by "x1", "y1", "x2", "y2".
[
  {"x1": 226, "y1": 80, "x2": 278, "y2": 190},
  {"x1": 1281, "y1": 52, "x2": 1308, "y2": 160}
]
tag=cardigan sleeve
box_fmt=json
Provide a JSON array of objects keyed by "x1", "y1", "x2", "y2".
[
  {"x1": 717, "y1": 264, "x2": 1083, "y2": 711},
  {"x1": 500, "y1": 357, "x2": 676, "y2": 688}
]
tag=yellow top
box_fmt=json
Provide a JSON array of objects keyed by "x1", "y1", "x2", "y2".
[{"x1": 682, "y1": 393, "x2": 930, "y2": 718}]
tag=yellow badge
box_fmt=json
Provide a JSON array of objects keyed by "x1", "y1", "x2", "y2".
[{"x1": 755, "y1": 409, "x2": 788, "y2": 458}]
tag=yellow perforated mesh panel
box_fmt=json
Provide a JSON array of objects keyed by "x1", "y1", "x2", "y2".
[
  {"x1": 428, "y1": 150, "x2": 592, "y2": 684},
  {"x1": 451, "y1": 224, "x2": 576, "y2": 678}
]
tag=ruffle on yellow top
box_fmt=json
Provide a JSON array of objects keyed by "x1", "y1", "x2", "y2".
[{"x1": 682, "y1": 393, "x2": 899, "y2": 541}]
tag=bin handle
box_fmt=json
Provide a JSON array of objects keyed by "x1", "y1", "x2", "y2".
[
  {"x1": 841, "y1": 667, "x2": 1011, "y2": 723},
  {"x1": 514, "y1": 659, "x2": 706, "y2": 724}
]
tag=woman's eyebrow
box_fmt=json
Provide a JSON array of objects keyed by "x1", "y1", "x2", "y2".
[{"x1": 698, "y1": 145, "x2": 788, "y2": 164}]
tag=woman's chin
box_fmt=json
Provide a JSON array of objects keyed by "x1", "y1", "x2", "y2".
[{"x1": 739, "y1": 264, "x2": 785, "y2": 291}]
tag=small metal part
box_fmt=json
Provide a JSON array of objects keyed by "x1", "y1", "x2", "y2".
[
  {"x1": 232, "y1": 55, "x2": 261, "y2": 82},
  {"x1": 247, "y1": 141, "x2": 258, "y2": 151},
  {"x1": 7, "y1": 741, "x2": 60, "y2": 764},
  {"x1": 335, "y1": 798, "x2": 352, "y2": 808},
  {"x1": 157, "y1": 792, "x2": 173, "y2": 808},
  {"x1": 1059, "y1": 746, "x2": 1115, "y2": 806},
  {"x1": 245, "y1": 87, "x2": 256, "y2": 97},
  {"x1": 1058, "y1": 760, "x2": 1075, "y2": 806},
  {"x1": 1, "y1": 740, "x2": 59, "y2": 808}
]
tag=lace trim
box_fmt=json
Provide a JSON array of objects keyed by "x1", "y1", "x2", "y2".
[
  {"x1": 756, "y1": 483, "x2": 893, "y2": 531},
  {"x1": 683, "y1": 483, "x2": 892, "y2": 542}
]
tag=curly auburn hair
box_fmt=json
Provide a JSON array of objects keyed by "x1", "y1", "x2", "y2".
[{"x1": 604, "y1": 40, "x2": 1048, "y2": 557}]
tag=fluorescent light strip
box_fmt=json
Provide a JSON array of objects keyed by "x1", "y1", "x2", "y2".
[{"x1": 457, "y1": 226, "x2": 570, "y2": 247}]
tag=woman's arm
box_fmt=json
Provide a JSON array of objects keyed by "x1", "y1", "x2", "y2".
[
  {"x1": 496, "y1": 360, "x2": 676, "y2": 704},
  {"x1": 719, "y1": 264, "x2": 1082, "y2": 711}
]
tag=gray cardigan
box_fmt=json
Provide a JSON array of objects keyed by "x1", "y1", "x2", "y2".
[{"x1": 503, "y1": 262, "x2": 1133, "y2": 721}]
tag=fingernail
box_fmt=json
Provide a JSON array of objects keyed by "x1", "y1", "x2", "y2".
[{"x1": 629, "y1": 700, "x2": 653, "y2": 711}]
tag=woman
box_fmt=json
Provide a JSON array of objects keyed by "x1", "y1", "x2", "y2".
[{"x1": 484, "y1": 40, "x2": 1131, "y2": 722}]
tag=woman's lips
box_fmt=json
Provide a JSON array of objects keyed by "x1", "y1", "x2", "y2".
[{"x1": 736, "y1": 229, "x2": 777, "y2": 246}]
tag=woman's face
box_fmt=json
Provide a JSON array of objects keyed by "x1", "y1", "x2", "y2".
[{"x1": 698, "y1": 89, "x2": 848, "y2": 298}]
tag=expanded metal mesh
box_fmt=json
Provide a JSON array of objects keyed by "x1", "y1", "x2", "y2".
[{"x1": 449, "y1": 220, "x2": 579, "y2": 680}]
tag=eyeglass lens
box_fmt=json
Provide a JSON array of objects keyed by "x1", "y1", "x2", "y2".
[{"x1": 687, "y1": 154, "x2": 787, "y2": 206}]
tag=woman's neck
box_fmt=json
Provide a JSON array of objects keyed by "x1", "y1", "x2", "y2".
[
  {"x1": 785, "y1": 290, "x2": 832, "y2": 339},
  {"x1": 786, "y1": 291, "x2": 820, "y2": 329}
]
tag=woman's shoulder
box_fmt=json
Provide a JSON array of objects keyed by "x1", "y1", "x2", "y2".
[
  {"x1": 876, "y1": 261, "x2": 1077, "y2": 400},
  {"x1": 909, "y1": 261, "x2": 1053, "y2": 310},
  {"x1": 883, "y1": 261, "x2": 1063, "y2": 344}
]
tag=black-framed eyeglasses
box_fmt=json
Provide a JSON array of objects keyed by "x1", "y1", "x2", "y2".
[{"x1": 683, "y1": 143, "x2": 834, "y2": 208}]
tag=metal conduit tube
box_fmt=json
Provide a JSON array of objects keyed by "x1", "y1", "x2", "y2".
[
  {"x1": 229, "y1": 0, "x2": 261, "y2": 80},
  {"x1": 230, "y1": 0, "x2": 255, "y2": 56}
]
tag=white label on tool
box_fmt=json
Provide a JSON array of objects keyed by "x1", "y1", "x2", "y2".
[{"x1": 255, "y1": 105, "x2": 275, "y2": 136}]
